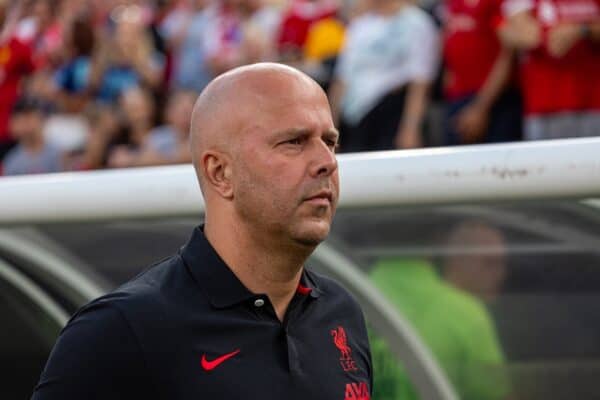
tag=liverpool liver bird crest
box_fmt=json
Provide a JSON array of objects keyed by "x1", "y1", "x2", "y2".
[
  {"x1": 331, "y1": 326, "x2": 352, "y2": 359},
  {"x1": 331, "y1": 326, "x2": 358, "y2": 371}
]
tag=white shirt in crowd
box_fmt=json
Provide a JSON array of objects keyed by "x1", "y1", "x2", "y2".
[{"x1": 335, "y1": 5, "x2": 440, "y2": 125}]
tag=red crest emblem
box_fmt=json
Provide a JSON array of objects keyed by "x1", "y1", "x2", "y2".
[{"x1": 331, "y1": 326, "x2": 358, "y2": 372}]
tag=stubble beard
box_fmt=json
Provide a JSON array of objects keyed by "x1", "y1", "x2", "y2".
[
  {"x1": 233, "y1": 159, "x2": 336, "y2": 250},
  {"x1": 291, "y1": 225, "x2": 331, "y2": 247},
  {"x1": 288, "y1": 202, "x2": 335, "y2": 247},
  {"x1": 235, "y1": 187, "x2": 334, "y2": 250}
]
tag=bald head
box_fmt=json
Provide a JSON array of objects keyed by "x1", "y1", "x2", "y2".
[
  {"x1": 190, "y1": 63, "x2": 328, "y2": 194},
  {"x1": 191, "y1": 62, "x2": 339, "y2": 253}
]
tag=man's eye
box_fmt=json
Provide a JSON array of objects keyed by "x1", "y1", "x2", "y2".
[
  {"x1": 286, "y1": 138, "x2": 303, "y2": 145},
  {"x1": 325, "y1": 139, "x2": 339, "y2": 150}
]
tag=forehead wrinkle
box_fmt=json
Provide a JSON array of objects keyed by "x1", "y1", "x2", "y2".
[{"x1": 274, "y1": 127, "x2": 312, "y2": 137}]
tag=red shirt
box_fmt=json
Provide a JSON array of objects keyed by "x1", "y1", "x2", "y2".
[
  {"x1": 443, "y1": 0, "x2": 505, "y2": 100},
  {"x1": 0, "y1": 38, "x2": 34, "y2": 143},
  {"x1": 277, "y1": 0, "x2": 338, "y2": 52},
  {"x1": 513, "y1": 0, "x2": 600, "y2": 114}
]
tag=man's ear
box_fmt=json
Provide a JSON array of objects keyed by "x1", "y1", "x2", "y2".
[{"x1": 202, "y1": 151, "x2": 234, "y2": 199}]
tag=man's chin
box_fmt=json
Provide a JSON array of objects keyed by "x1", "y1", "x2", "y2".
[{"x1": 291, "y1": 222, "x2": 331, "y2": 247}]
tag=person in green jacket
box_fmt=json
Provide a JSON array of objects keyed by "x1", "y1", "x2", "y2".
[{"x1": 370, "y1": 221, "x2": 510, "y2": 400}]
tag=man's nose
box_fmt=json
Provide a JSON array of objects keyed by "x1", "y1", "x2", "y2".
[{"x1": 309, "y1": 140, "x2": 338, "y2": 177}]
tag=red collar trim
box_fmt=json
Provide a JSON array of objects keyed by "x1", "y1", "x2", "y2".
[{"x1": 296, "y1": 283, "x2": 312, "y2": 295}]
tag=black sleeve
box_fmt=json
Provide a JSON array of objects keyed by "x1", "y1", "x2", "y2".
[
  {"x1": 358, "y1": 307, "x2": 374, "y2": 396},
  {"x1": 31, "y1": 302, "x2": 152, "y2": 399}
]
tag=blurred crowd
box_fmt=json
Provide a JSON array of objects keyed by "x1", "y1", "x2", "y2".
[{"x1": 0, "y1": 0, "x2": 599, "y2": 175}]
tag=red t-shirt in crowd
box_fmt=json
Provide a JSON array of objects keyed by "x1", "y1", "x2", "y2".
[
  {"x1": 16, "y1": 18, "x2": 64, "y2": 69},
  {"x1": 443, "y1": 0, "x2": 505, "y2": 100},
  {"x1": 0, "y1": 38, "x2": 34, "y2": 144},
  {"x1": 507, "y1": 0, "x2": 600, "y2": 115},
  {"x1": 277, "y1": 0, "x2": 338, "y2": 52}
]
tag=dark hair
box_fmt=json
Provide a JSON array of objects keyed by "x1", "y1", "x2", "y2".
[
  {"x1": 71, "y1": 17, "x2": 95, "y2": 56},
  {"x1": 12, "y1": 97, "x2": 44, "y2": 114}
]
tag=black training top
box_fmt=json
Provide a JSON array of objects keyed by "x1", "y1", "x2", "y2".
[{"x1": 32, "y1": 226, "x2": 373, "y2": 400}]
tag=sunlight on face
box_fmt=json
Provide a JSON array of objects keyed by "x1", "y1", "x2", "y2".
[{"x1": 232, "y1": 79, "x2": 339, "y2": 248}]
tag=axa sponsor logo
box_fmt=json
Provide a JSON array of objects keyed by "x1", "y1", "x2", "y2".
[
  {"x1": 344, "y1": 381, "x2": 370, "y2": 400},
  {"x1": 331, "y1": 326, "x2": 358, "y2": 372}
]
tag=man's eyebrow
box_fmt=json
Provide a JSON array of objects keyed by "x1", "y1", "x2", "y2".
[{"x1": 272, "y1": 127, "x2": 340, "y2": 140}]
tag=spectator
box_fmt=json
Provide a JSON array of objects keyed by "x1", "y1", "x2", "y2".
[
  {"x1": 160, "y1": 0, "x2": 213, "y2": 91},
  {"x1": 14, "y1": 0, "x2": 66, "y2": 111},
  {"x1": 153, "y1": 0, "x2": 188, "y2": 88},
  {"x1": 15, "y1": 0, "x2": 64, "y2": 69},
  {"x1": 107, "y1": 85, "x2": 157, "y2": 168},
  {"x1": 329, "y1": 0, "x2": 439, "y2": 152},
  {"x1": 442, "y1": 0, "x2": 522, "y2": 145},
  {"x1": 202, "y1": 0, "x2": 245, "y2": 75},
  {"x1": 56, "y1": 0, "x2": 92, "y2": 23},
  {"x1": 368, "y1": 218, "x2": 512, "y2": 400},
  {"x1": 2, "y1": 97, "x2": 64, "y2": 175},
  {"x1": 277, "y1": 0, "x2": 339, "y2": 61},
  {"x1": 85, "y1": 0, "x2": 124, "y2": 29},
  {"x1": 242, "y1": 0, "x2": 282, "y2": 39},
  {"x1": 369, "y1": 252, "x2": 510, "y2": 400},
  {"x1": 441, "y1": 220, "x2": 508, "y2": 303},
  {"x1": 303, "y1": 15, "x2": 345, "y2": 62},
  {"x1": 112, "y1": 89, "x2": 196, "y2": 167},
  {"x1": 76, "y1": 104, "x2": 118, "y2": 170},
  {"x1": 238, "y1": 0, "x2": 281, "y2": 64},
  {"x1": 294, "y1": 10, "x2": 346, "y2": 89},
  {"x1": 82, "y1": 86, "x2": 157, "y2": 169},
  {"x1": 43, "y1": 16, "x2": 96, "y2": 154},
  {"x1": 500, "y1": 0, "x2": 600, "y2": 140},
  {"x1": 88, "y1": 4, "x2": 164, "y2": 104},
  {"x1": 54, "y1": 16, "x2": 96, "y2": 113},
  {"x1": 0, "y1": 1, "x2": 35, "y2": 160}
]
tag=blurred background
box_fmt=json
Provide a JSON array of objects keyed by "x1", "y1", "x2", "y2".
[
  {"x1": 1, "y1": 0, "x2": 598, "y2": 175},
  {"x1": 1, "y1": 0, "x2": 600, "y2": 399}
]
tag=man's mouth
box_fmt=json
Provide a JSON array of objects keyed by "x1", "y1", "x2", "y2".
[{"x1": 304, "y1": 190, "x2": 333, "y2": 205}]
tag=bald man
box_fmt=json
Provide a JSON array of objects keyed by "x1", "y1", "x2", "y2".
[{"x1": 32, "y1": 63, "x2": 373, "y2": 400}]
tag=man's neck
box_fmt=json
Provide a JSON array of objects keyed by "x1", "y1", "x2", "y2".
[{"x1": 204, "y1": 215, "x2": 313, "y2": 322}]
